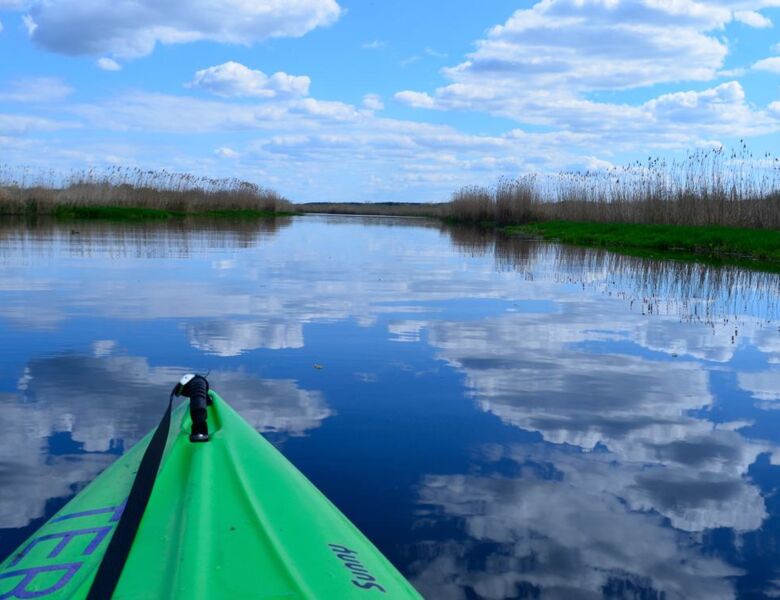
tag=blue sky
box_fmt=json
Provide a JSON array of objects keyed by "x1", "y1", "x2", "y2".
[{"x1": 1, "y1": 0, "x2": 780, "y2": 202}]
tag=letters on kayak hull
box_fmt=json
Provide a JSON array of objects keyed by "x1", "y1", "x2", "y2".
[{"x1": 0, "y1": 391, "x2": 422, "y2": 599}]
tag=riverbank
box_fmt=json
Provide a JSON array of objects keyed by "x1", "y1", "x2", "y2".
[
  {"x1": 508, "y1": 221, "x2": 780, "y2": 269},
  {"x1": 296, "y1": 202, "x2": 442, "y2": 218},
  {"x1": 0, "y1": 167, "x2": 293, "y2": 220}
]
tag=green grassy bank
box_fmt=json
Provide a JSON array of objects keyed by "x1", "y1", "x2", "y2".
[
  {"x1": 507, "y1": 221, "x2": 780, "y2": 268},
  {"x1": 48, "y1": 205, "x2": 298, "y2": 221}
]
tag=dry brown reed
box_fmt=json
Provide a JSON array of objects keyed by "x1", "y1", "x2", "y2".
[
  {"x1": 0, "y1": 166, "x2": 292, "y2": 215},
  {"x1": 445, "y1": 145, "x2": 780, "y2": 229}
]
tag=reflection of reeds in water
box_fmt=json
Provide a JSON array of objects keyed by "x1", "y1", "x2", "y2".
[
  {"x1": 551, "y1": 245, "x2": 780, "y2": 324},
  {"x1": 442, "y1": 224, "x2": 498, "y2": 258},
  {"x1": 0, "y1": 216, "x2": 293, "y2": 259},
  {"x1": 442, "y1": 224, "x2": 780, "y2": 324}
]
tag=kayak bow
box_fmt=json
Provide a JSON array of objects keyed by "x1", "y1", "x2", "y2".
[{"x1": 0, "y1": 377, "x2": 422, "y2": 599}]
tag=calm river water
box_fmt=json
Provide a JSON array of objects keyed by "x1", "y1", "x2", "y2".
[{"x1": 2, "y1": 215, "x2": 780, "y2": 599}]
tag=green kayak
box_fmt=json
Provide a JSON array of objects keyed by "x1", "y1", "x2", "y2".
[{"x1": 0, "y1": 376, "x2": 422, "y2": 599}]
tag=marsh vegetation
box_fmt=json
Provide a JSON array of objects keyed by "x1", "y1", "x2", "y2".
[
  {"x1": 299, "y1": 147, "x2": 780, "y2": 267},
  {"x1": 0, "y1": 166, "x2": 294, "y2": 219},
  {"x1": 446, "y1": 147, "x2": 780, "y2": 229}
]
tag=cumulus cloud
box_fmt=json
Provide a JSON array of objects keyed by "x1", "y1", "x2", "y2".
[
  {"x1": 754, "y1": 56, "x2": 780, "y2": 73},
  {"x1": 96, "y1": 57, "x2": 121, "y2": 71},
  {"x1": 0, "y1": 350, "x2": 331, "y2": 527},
  {"x1": 0, "y1": 76, "x2": 73, "y2": 102},
  {"x1": 23, "y1": 0, "x2": 342, "y2": 59},
  {"x1": 734, "y1": 9, "x2": 773, "y2": 27},
  {"x1": 394, "y1": 0, "x2": 779, "y2": 141},
  {"x1": 58, "y1": 73, "x2": 775, "y2": 203},
  {"x1": 398, "y1": 79, "x2": 775, "y2": 141},
  {"x1": 362, "y1": 93, "x2": 384, "y2": 111},
  {"x1": 187, "y1": 320, "x2": 303, "y2": 355},
  {"x1": 643, "y1": 81, "x2": 773, "y2": 135},
  {"x1": 412, "y1": 445, "x2": 751, "y2": 599},
  {"x1": 394, "y1": 90, "x2": 436, "y2": 109},
  {"x1": 215, "y1": 146, "x2": 240, "y2": 159},
  {"x1": 447, "y1": 1, "x2": 729, "y2": 91},
  {"x1": 738, "y1": 370, "x2": 780, "y2": 403},
  {"x1": 189, "y1": 61, "x2": 310, "y2": 98}
]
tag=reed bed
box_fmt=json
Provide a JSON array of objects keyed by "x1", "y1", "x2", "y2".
[
  {"x1": 444, "y1": 146, "x2": 780, "y2": 229},
  {"x1": 0, "y1": 166, "x2": 292, "y2": 216}
]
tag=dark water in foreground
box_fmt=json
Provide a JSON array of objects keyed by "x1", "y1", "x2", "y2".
[{"x1": 2, "y1": 215, "x2": 780, "y2": 599}]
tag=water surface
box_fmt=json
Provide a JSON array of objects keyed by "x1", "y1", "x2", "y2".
[{"x1": 1, "y1": 215, "x2": 780, "y2": 599}]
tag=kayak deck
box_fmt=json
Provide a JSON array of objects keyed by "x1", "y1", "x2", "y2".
[{"x1": 0, "y1": 391, "x2": 422, "y2": 599}]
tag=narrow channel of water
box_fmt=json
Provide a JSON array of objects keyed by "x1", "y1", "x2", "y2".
[{"x1": 1, "y1": 215, "x2": 779, "y2": 599}]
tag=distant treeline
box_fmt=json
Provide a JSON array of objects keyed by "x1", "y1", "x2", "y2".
[
  {"x1": 299, "y1": 146, "x2": 780, "y2": 230},
  {"x1": 0, "y1": 166, "x2": 293, "y2": 217},
  {"x1": 297, "y1": 202, "x2": 443, "y2": 218}
]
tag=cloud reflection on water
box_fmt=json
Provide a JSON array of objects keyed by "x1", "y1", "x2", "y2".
[
  {"x1": 0, "y1": 348, "x2": 330, "y2": 529},
  {"x1": 2, "y1": 217, "x2": 780, "y2": 596},
  {"x1": 412, "y1": 446, "x2": 744, "y2": 600}
]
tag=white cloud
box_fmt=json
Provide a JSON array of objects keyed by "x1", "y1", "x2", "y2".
[
  {"x1": 0, "y1": 113, "x2": 76, "y2": 134},
  {"x1": 424, "y1": 47, "x2": 446, "y2": 58},
  {"x1": 362, "y1": 40, "x2": 386, "y2": 49},
  {"x1": 0, "y1": 76, "x2": 73, "y2": 102},
  {"x1": 215, "y1": 146, "x2": 240, "y2": 159},
  {"x1": 734, "y1": 9, "x2": 773, "y2": 27},
  {"x1": 362, "y1": 93, "x2": 384, "y2": 111},
  {"x1": 21, "y1": 13, "x2": 36, "y2": 35},
  {"x1": 399, "y1": 55, "x2": 421, "y2": 67},
  {"x1": 190, "y1": 61, "x2": 310, "y2": 98},
  {"x1": 54, "y1": 74, "x2": 773, "y2": 203},
  {"x1": 23, "y1": 0, "x2": 342, "y2": 59},
  {"x1": 643, "y1": 81, "x2": 773, "y2": 135},
  {"x1": 96, "y1": 57, "x2": 121, "y2": 71},
  {"x1": 738, "y1": 370, "x2": 780, "y2": 402},
  {"x1": 449, "y1": 1, "x2": 729, "y2": 92},
  {"x1": 187, "y1": 320, "x2": 303, "y2": 355},
  {"x1": 0, "y1": 351, "x2": 332, "y2": 527},
  {"x1": 393, "y1": 0, "x2": 780, "y2": 143},
  {"x1": 754, "y1": 56, "x2": 780, "y2": 73},
  {"x1": 394, "y1": 90, "x2": 436, "y2": 109},
  {"x1": 399, "y1": 80, "x2": 775, "y2": 142},
  {"x1": 412, "y1": 446, "x2": 751, "y2": 599}
]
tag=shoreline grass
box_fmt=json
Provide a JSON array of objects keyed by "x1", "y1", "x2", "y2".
[
  {"x1": 508, "y1": 221, "x2": 780, "y2": 269},
  {"x1": 299, "y1": 146, "x2": 780, "y2": 272},
  {"x1": 0, "y1": 166, "x2": 293, "y2": 220}
]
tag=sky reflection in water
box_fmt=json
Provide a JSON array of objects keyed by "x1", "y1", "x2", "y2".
[{"x1": 1, "y1": 215, "x2": 780, "y2": 599}]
